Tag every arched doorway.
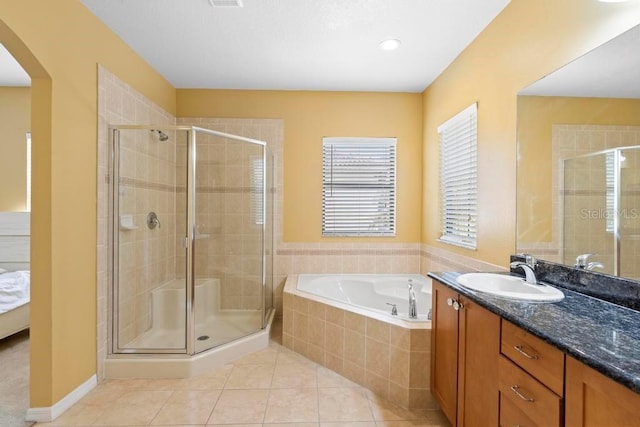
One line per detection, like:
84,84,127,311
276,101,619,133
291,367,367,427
0,18,53,423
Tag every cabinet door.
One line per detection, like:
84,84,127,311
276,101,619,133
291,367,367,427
566,356,640,427
457,296,500,427
431,280,460,426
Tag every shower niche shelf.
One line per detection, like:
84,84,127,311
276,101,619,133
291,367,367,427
119,214,138,230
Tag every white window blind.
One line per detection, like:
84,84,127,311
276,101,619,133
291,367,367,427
251,157,264,226
322,137,396,236
438,103,478,249
606,151,615,233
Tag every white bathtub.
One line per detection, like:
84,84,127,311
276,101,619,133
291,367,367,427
295,273,432,324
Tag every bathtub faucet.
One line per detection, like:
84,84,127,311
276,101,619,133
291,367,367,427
408,279,417,319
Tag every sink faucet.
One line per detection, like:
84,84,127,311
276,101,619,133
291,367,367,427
575,254,604,270
510,254,538,285
408,279,417,319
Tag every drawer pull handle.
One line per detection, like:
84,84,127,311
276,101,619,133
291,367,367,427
514,345,539,360
510,385,535,402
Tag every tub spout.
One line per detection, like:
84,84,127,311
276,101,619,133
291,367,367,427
408,279,417,319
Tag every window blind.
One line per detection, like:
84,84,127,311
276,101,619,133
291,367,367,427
438,103,478,249
606,151,615,233
322,137,396,236
251,157,264,226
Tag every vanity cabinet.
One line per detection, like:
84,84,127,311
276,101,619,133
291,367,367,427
566,356,640,427
430,280,501,427
431,275,640,427
498,320,564,427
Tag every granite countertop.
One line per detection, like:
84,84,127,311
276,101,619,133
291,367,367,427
428,271,640,394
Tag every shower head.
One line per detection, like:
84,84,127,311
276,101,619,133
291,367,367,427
151,129,169,142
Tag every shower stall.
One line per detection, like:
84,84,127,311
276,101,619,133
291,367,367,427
108,125,273,364
563,146,640,278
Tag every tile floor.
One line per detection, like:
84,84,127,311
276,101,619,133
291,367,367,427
0,329,34,427
33,322,449,427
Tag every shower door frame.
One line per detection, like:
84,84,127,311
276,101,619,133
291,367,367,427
108,125,271,356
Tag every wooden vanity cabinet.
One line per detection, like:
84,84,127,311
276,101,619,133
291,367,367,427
499,320,565,427
431,279,501,427
566,356,640,427
431,278,640,427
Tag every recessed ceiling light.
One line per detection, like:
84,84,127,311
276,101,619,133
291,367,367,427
380,39,401,51
208,0,244,7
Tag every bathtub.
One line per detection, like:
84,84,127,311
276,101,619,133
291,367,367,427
282,274,436,410
296,273,432,323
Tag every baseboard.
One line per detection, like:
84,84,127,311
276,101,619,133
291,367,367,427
25,374,97,422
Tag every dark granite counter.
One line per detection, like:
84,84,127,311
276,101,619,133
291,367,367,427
428,271,640,394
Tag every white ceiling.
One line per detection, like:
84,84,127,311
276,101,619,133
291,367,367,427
0,44,30,86
520,23,640,99
77,0,510,92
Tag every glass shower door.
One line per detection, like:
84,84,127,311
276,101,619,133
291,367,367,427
112,127,188,353
192,129,265,353
618,147,640,279
563,152,614,275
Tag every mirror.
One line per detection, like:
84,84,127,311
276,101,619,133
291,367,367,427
516,23,640,280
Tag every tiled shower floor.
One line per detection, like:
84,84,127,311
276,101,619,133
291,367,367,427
124,310,264,353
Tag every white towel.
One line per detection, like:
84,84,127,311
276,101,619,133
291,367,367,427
0,270,30,313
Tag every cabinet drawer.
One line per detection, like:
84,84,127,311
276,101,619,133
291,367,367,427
501,320,565,395
499,355,562,427
500,393,539,427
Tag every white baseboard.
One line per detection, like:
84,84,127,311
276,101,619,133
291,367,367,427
26,374,97,422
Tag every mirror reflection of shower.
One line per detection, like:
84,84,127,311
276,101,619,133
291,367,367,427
563,145,640,278
109,125,274,356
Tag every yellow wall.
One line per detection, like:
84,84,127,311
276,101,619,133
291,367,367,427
178,90,423,242
0,86,30,211
517,96,640,243
0,0,175,407
422,0,640,267
1,0,639,411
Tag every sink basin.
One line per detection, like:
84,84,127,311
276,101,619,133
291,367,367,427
456,273,564,302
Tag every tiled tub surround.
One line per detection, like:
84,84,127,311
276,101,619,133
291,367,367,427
429,267,640,394
282,275,435,410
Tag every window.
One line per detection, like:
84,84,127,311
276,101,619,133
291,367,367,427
438,103,478,249
322,137,396,236
251,157,264,226
606,151,615,233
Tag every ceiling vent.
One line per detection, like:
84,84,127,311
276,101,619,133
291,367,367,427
208,0,244,7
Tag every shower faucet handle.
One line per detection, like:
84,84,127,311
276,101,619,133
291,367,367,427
147,212,161,230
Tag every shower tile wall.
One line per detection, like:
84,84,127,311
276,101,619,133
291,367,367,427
116,128,178,345
552,124,640,276
97,66,176,378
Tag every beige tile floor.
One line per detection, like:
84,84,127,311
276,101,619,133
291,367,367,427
0,329,35,427
33,322,449,427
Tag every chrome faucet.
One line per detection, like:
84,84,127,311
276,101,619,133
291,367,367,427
575,254,604,270
408,279,417,319
510,254,538,285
